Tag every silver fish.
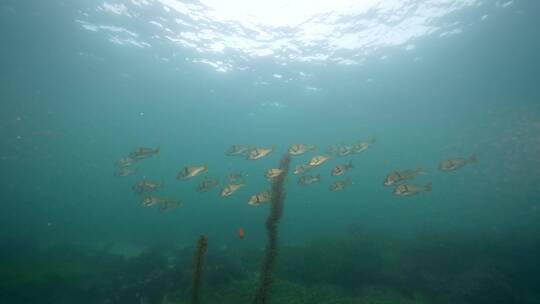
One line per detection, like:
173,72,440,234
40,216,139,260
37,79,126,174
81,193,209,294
197,177,220,192
309,155,331,167
352,137,375,154
383,169,425,187
293,163,314,175
298,174,321,186
129,147,159,160
142,196,181,210
328,144,353,157
220,183,245,197
393,182,432,197
177,164,208,180
115,167,137,177
439,155,477,171
225,145,252,156
132,180,164,193
329,178,352,192
248,190,272,206
331,160,353,176
265,168,285,182
142,196,166,207
288,144,316,156
160,200,182,212
247,146,274,160
227,172,243,183
116,157,137,168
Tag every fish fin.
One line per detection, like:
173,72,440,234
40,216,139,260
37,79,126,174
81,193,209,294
468,154,478,163
425,182,432,192
271,145,277,152
311,145,318,151
367,137,376,144
416,168,426,175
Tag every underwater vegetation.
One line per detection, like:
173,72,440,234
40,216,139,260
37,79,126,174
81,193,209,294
253,154,291,304
191,235,208,304
1,229,539,304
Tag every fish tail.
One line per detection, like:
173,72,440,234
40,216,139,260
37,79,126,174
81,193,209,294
311,145,318,151
348,160,353,168
468,154,478,163
425,182,432,192
155,147,160,155
416,167,426,175
367,136,376,144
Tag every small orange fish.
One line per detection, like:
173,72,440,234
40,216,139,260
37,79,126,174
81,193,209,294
238,227,245,239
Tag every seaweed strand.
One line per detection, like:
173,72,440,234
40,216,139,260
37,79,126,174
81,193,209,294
191,235,208,304
253,154,291,304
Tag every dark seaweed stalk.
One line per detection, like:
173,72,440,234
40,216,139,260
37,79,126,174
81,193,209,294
253,154,291,304
191,235,208,304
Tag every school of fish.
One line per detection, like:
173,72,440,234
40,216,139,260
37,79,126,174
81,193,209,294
114,140,478,213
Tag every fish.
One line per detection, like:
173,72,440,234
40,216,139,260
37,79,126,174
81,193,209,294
142,196,181,210
293,163,314,175
329,178,352,192
326,145,338,155
132,180,164,193
337,145,353,157
220,183,245,197
438,155,477,171
141,196,166,207
227,172,243,183
129,147,160,160
297,174,321,186
327,144,352,157
383,169,425,187
116,157,137,168
331,160,353,176
265,168,285,182
115,167,137,177
177,164,208,180
225,145,252,156
238,227,245,239
352,137,375,154
309,155,331,167
196,177,220,192
393,182,432,197
288,144,316,156
160,200,182,212
247,146,274,160
248,190,272,206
